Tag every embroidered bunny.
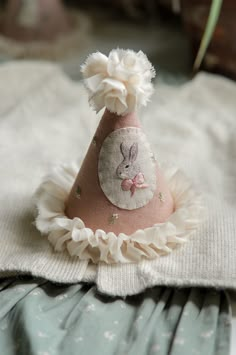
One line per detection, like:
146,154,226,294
116,142,148,196
116,142,140,179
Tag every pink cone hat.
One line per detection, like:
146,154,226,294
2,0,72,42
65,49,174,235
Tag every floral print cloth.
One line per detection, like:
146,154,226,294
0,278,231,355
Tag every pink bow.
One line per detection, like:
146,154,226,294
121,173,148,197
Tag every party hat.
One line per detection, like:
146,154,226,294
65,49,174,235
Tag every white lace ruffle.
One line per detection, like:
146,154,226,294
35,164,205,264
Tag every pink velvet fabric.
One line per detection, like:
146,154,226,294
66,109,174,234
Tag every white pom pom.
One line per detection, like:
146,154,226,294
81,49,156,116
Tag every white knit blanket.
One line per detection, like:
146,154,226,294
0,61,235,296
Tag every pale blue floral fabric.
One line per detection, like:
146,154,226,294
0,277,231,355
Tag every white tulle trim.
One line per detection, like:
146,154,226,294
81,49,155,115
35,164,205,264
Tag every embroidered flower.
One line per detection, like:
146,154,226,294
81,49,155,116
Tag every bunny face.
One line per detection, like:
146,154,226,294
98,127,157,210
116,142,141,179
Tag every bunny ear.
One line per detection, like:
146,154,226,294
129,142,138,162
120,142,130,158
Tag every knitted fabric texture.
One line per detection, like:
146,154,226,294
0,61,235,296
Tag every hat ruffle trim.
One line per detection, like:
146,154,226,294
35,164,205,264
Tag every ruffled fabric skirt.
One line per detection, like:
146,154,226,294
0,277,231,355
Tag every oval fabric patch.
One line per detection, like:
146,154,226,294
98,127,157,210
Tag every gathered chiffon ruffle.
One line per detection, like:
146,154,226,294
35,163,205,264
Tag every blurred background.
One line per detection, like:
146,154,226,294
0,0,234,83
